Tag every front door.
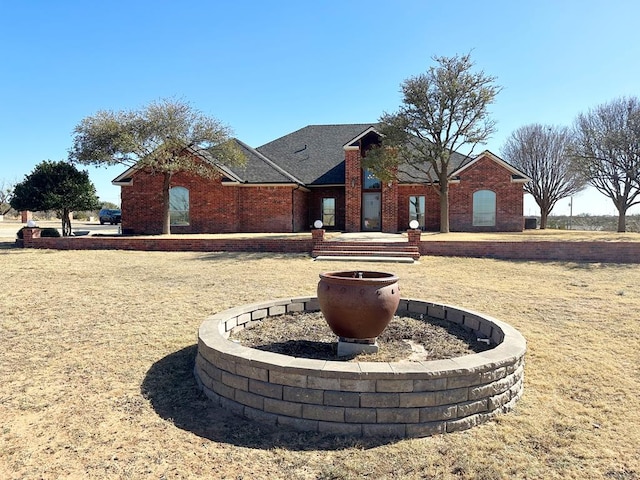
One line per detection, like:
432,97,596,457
362,192,381,231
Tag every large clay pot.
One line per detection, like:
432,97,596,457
317,271,400,339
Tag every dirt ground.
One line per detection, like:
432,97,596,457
232,311,491,361
1,247,639,479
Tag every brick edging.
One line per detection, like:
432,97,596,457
195,297,526,438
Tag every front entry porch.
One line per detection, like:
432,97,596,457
311,230,421,262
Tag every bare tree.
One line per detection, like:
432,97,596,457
0,179,15,216
365,53,501,232
502,124,586,229
572,96,640,232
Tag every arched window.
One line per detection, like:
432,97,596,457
473,190,496,226
169,186,189,226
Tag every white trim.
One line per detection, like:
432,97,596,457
395,178,460,186
450,150,532,182
222,182,310,192
110,145,247,186
111,165,137,184
342,126,382,150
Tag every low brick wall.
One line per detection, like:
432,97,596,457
19,228,640,263
420,240,640,263
195,297,526,438
21,230,312,254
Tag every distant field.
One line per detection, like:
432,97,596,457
1,249,638,479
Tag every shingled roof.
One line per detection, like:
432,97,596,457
256,124,375,185
113,124,524,187
252,124,476,185
213,139,303,184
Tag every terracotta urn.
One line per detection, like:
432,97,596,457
317,271,400,340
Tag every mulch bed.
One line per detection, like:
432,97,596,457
231,311,492,362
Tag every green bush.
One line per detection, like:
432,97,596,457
40,227,61,237
16,227,25,239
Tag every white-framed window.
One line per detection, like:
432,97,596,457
473,190,496,226
169,186,190,226
322,197,336,227
409,195,425,229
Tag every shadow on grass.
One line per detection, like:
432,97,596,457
0,241,17,250
193,251,312,262
141,345,398,451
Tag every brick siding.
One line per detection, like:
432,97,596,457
117,150,527,235
344,149,362,232
122,170,308,234
449,157,525,232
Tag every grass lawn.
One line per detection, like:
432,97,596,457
1,248,639,479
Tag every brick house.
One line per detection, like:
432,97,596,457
113,124,530,234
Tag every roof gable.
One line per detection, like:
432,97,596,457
450,150,531,183
343,126,382,150
111,139,301,186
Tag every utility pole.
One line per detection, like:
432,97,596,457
568,197,573,230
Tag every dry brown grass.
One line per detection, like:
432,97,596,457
1,247,639,479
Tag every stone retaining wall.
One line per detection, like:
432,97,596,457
195,297,526,438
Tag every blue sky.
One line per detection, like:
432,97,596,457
1,0,638,216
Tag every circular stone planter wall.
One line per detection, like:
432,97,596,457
195,297,526,438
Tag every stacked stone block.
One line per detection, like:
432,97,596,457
195,297,527,438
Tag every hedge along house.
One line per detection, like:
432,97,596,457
112,124,531,235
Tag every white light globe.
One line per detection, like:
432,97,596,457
409,220,419,229
313,220,323,229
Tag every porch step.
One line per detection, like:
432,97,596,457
312,241,420,262
314,255,416,263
